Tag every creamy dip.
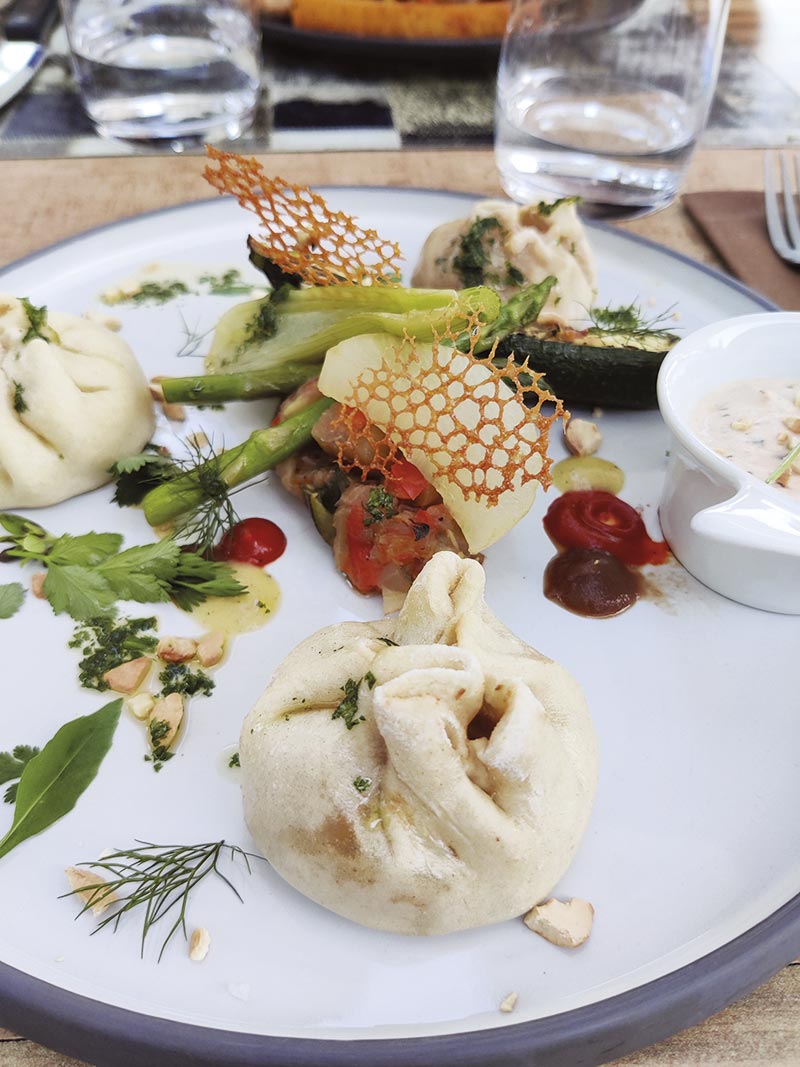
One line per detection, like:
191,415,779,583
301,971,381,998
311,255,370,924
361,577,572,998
692,377,800,501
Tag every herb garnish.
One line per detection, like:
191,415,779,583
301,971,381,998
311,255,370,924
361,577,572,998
64,840,260,960
11,381,27,413
332,678,366,730
0,745,39,804
158,662,215,698
199,269,253,297
353,776,371,794
0,700,121,862
70,616,158,691
20,297,59,344
452,216,504,288
0,582,24,620
363,487,397,526
587,301,677,341
536,196,580,217
0,513,245,620
110,449,178,508
228,752,240,768
767,439,800,486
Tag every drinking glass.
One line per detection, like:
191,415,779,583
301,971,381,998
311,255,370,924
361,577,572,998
59,0,262,144
495,0,730,217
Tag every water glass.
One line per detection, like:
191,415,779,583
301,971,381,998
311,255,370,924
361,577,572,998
495,0,730,217
59,0,262,143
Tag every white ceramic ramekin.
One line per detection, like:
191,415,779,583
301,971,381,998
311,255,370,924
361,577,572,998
657,312,800,614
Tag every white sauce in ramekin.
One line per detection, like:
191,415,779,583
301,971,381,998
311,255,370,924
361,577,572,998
692,377,800,501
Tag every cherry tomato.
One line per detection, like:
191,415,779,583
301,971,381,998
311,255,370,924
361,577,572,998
214,518,287,566
543,490,669,566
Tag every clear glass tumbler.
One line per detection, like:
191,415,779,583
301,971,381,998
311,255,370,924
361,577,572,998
59,0,261,143
495,0,730,217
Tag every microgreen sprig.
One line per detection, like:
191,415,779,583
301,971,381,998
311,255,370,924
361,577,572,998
766,439,800,486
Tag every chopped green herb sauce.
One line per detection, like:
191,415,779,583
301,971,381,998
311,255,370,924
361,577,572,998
353,776,372,794
228,752,240,768
158,661,215,699
199,269,254,296
70,616,158,692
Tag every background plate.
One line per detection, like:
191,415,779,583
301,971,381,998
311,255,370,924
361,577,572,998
261,17,502,64
0,189,794,1067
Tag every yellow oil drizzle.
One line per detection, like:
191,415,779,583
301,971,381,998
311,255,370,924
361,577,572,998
188,562,279,635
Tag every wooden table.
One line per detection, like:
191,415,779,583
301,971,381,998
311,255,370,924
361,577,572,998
1,147,798,1067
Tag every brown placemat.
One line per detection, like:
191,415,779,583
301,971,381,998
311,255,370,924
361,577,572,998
683,190,800,310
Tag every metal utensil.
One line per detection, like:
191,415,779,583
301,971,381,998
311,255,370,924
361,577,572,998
0,0,58,112
764,150,800,266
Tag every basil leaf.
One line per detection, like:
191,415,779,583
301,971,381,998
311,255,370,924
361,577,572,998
0,582,24,619
0,700,122,861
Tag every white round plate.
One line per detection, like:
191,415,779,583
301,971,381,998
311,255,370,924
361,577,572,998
0,189,794,1067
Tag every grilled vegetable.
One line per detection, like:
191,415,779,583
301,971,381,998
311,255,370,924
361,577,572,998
494,322,678,409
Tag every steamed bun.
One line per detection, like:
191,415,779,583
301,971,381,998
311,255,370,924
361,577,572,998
411,198,597,325
240,552,597,935
0,294,154,507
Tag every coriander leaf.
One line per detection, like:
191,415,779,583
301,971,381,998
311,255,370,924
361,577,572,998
12,744,40,764
0,700,121,861
43,565,116,621
0,582,24,619
48,532,124,568
97,539,179,602
3,783,18,804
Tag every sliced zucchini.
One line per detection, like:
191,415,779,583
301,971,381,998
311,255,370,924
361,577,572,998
494,323,678,409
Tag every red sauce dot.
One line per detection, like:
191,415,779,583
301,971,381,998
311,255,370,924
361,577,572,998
543,490,669,566
544,548,639,618
214,518,287,567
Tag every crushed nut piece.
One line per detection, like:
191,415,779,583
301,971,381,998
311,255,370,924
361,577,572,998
564,417,602,457
64,867,118,917
499,991,518,1013
82,310,121,332
776,468,793,488
163,401,186,422
186,431,209,451
148,692,184,750
783,417,800,434
730,418,751,432
196,630,225,668
524,897,594,948
189,927,211,962
30,572,46,599
127,692,156,721
157,636,198,664
102,656,151,695
777,431,794,449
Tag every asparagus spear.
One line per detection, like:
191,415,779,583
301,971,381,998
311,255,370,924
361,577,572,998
142,397,333,527
160,362,322,405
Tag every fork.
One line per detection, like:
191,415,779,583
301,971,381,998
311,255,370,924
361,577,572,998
764,150,800,265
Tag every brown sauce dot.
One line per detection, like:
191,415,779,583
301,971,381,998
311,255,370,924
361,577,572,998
544,548,639,618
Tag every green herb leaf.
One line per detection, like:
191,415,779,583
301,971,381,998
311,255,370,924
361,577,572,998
536,196,580,218
111,452,178,508
0,700,122,861
332,678,366,730
43,566,116,621
0,582,24,619
12,381,27,413
363,487,397,526
20,297,59,344
48,532,124,568
167,553,245,611
97,539,179,602
0,745,38,787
